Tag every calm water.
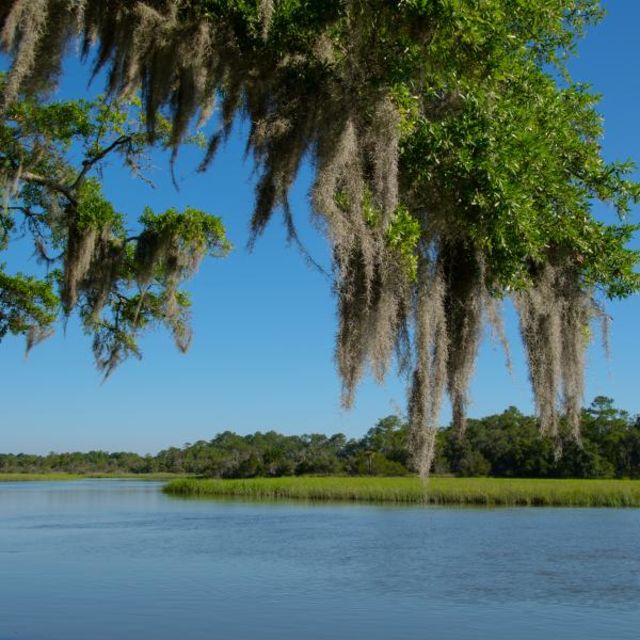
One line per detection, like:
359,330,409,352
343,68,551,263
0,480,639,640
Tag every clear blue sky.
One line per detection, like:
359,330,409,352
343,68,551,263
1,0,639,454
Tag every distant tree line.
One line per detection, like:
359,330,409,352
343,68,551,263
2,397,639,479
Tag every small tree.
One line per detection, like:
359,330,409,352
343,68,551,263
0,80,230,375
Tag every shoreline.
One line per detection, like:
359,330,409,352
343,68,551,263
3,474,640,507
0,472,185,482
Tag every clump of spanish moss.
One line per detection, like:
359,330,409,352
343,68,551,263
515,259,597,443
0,0,49,106
407,259,448,477
61,224,99,313
133,214,210,352
258,0,274,40
25,323,53,356
440,243,484,436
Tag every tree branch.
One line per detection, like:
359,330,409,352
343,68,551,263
7,204,37,219
73,135,133,188
20,171,77,204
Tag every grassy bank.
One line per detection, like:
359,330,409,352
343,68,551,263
164,476,640,507
0,472,186,482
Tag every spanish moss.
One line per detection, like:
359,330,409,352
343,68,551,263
515,260,596,442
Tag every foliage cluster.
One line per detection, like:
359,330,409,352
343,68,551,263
0,83,229,374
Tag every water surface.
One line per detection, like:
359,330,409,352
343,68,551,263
1,480,638,639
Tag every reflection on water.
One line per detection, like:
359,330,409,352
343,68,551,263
1,480,638,640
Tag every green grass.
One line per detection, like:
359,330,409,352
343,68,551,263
163,476,640,507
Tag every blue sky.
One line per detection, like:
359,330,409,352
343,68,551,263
1,0,639,454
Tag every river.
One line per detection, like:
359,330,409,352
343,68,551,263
1,480,638,639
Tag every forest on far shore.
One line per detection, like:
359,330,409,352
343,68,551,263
2,397,639,479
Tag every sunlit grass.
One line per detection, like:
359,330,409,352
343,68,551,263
164,476,640,507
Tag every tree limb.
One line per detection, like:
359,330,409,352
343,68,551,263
20,171,77,204
73,135,133,188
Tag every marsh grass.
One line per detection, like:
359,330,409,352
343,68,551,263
164,476,640,507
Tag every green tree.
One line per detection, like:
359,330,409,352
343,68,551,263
582,397,640,478
0,80,230,374
296,433,344,475
361,415,410,468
